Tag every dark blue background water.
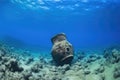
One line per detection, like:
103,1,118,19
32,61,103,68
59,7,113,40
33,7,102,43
0,0,120,52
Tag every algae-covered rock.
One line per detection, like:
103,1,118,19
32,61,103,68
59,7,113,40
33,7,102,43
84,68,91,75
0,65,6,72
0,47,7,56
31,62,43,73
104,47,120,63
112,49,120,63
113,65,120,79
77,51,85,60
25,57,34,65
95,65,105,73
113,70,120,79
6,59,23,72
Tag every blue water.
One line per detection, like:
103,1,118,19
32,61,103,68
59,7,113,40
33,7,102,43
0,0,120,52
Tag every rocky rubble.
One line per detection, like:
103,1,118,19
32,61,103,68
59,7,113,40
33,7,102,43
0,44,120,80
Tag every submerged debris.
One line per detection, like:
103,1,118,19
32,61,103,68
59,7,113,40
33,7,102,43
51,33,74,66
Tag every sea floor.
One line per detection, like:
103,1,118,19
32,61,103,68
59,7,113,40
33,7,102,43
0,44,120,80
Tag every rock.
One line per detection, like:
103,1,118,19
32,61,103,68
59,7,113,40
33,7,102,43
114,65,120,71
83,64,88,68
103,48,113,63
103,49,110,58
62,64,70,71
112,49,120,63
2,57,10,63
0,48,7,56
0,42,120,80
31,62,43,73
23,70,32,80
112,49,120,57
26,57,34,65
71,63,83,71
77,51,85,60
0,65,6,72
87,57,96,63
113,70,120,79
99,74,105,80
84,69,91,75
50,66,57,72
87,54,101,63
74,62,82,66
6,59,23,72
39,56,44,61
103,47,120,63
96,66,105,73
0,72,4,79
113,65,120,79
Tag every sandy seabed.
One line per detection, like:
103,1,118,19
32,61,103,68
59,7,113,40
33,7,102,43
0,44,120,80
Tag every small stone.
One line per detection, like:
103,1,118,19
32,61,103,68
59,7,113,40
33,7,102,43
62,64,70,71
89,54,97,58
51,76,61,80
87,59,93,63
77,51,85,60
112,49,119,58
2,57,10,63
114,66,120,79
0,48,6,56
23,70,32,80
114,65,120,71
84,64,88,68
87,55,97,63
97,66,105,73
0,72,4,79
74,62,82,66
84,69,91,75
113,70,120,79
26,57,34,65
6,59,23,72
0,65,5,72
99,74,105,80
31,63,43,73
